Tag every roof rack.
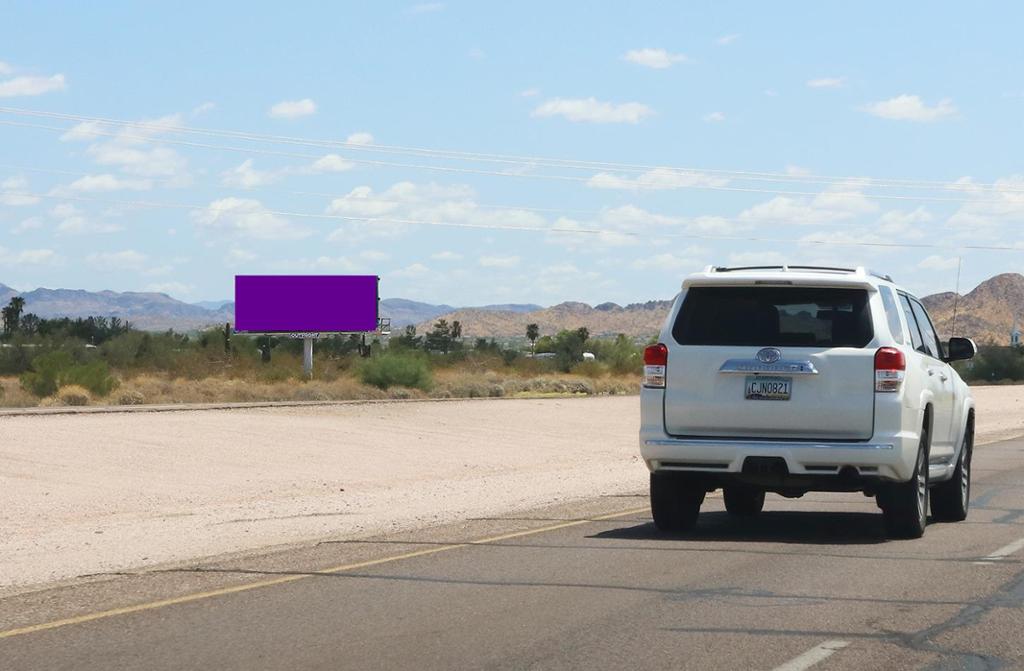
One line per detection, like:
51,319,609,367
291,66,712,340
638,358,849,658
704,265,893,283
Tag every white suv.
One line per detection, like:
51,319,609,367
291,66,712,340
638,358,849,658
639,265,977,538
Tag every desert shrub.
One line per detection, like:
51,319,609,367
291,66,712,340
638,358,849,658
20,351,118,397
63,360,119,396
20,351,75,397
571,360,607,379
117,389,146,405
358,352,433,391
54,384,91,406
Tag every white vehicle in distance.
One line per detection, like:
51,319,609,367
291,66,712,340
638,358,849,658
639,265,977,539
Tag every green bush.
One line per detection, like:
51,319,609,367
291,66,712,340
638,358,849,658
20,351,119,398
359,352,433,391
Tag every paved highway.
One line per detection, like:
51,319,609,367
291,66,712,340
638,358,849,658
2,437,1024,670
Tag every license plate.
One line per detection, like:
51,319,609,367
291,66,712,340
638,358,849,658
745,375,791,401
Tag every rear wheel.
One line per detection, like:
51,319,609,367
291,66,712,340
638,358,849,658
724,485,765,517
932,416,973,522
650,472,704,532
881,431,929,539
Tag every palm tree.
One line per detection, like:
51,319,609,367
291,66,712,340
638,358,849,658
526,323,540,354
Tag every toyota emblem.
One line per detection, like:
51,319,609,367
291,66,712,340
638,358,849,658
756,347,782,364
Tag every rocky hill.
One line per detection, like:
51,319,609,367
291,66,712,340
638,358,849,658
417,300,674,339
922,272,1024,345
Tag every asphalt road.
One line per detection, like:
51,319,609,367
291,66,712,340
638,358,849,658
2,438,1024,670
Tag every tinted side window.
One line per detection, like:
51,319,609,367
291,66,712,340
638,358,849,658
878,286,904,344
899,294,925,352
910,299,942,359
673,286,873,347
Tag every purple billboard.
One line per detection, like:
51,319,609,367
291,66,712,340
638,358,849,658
234,275,379,333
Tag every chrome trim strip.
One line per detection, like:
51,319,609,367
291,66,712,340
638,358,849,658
718,359,819,375
644,438,894,450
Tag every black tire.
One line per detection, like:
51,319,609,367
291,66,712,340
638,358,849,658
881,430,929,539
723,485,765,517
650,472,704,532
931,416,973,522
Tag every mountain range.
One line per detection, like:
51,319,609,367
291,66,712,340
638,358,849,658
1,273,1021,344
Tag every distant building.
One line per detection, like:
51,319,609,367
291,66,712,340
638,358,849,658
1012,320,1022,347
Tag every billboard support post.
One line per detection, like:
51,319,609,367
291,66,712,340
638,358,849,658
302,338,314,378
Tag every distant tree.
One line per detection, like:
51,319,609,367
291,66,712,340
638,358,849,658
425,319,454,354
2,296,25,336
393,324,422,350
19,313,41,336
551,328,591,372
450,320,462,340
526,323,540,353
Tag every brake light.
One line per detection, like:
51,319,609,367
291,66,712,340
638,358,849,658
874,347,905,392
643,343,668,388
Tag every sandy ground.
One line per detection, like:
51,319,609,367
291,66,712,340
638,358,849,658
2,387,1022,590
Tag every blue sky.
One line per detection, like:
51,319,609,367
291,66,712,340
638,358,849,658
1,1,1023,305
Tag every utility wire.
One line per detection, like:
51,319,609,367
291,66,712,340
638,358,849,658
0,118,1018,205
0,161,954,230
0,105,1019,193
3,187,1022,253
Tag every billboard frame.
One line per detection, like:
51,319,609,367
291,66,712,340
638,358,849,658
231,274,389,377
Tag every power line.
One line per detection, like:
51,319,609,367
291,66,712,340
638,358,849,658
0,105,1018,193
1,118,1018,205
0,161,944,230
3,187,1022,253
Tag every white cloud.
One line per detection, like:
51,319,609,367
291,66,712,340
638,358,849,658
56,215,123,235
193,198,310,239
703,111,726,123
807,77,845,89
876,207,931,239
224,248,258,266
917,255,960,271
0,247,58,266
326,185,400,217
631,251,704,272
221,159,279,188
431,250,463,261
359,250,390,261
309,153,355,173
0,62,12,75
192,101,216,116
532,97,653,124
268,98,317,119
145,282,194,297
588,167,729,191
12,217,44,234
67,173,152,192
862,95,958,122
716,34,740,45
478,255,520,268
785,165,811,176
346,131,374,145
520,88,540,98
623,48,690,69
0,176,40,205
391,263,430,278
86,250,149,271
59,113,191,183
0,73,66,97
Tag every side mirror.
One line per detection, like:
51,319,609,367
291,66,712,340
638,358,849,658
945,336,977,362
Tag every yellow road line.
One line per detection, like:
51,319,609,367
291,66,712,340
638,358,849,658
0,506,648,641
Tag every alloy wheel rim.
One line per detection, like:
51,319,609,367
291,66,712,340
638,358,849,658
916,450,927,522
961,446,971,506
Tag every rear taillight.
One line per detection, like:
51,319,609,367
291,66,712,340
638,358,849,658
874,347,905,393
643,343,668,388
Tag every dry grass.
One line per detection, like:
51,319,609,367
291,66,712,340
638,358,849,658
0,370,639,408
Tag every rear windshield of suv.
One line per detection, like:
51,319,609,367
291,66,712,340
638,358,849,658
673,286,874,347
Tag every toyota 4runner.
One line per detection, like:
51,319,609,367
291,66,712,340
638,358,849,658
639,265,977,539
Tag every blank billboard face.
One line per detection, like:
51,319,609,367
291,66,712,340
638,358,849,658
234,275,378,333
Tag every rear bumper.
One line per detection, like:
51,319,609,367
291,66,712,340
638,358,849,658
639,432,918,483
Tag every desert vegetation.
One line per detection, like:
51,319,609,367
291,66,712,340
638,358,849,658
0,299,643,408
